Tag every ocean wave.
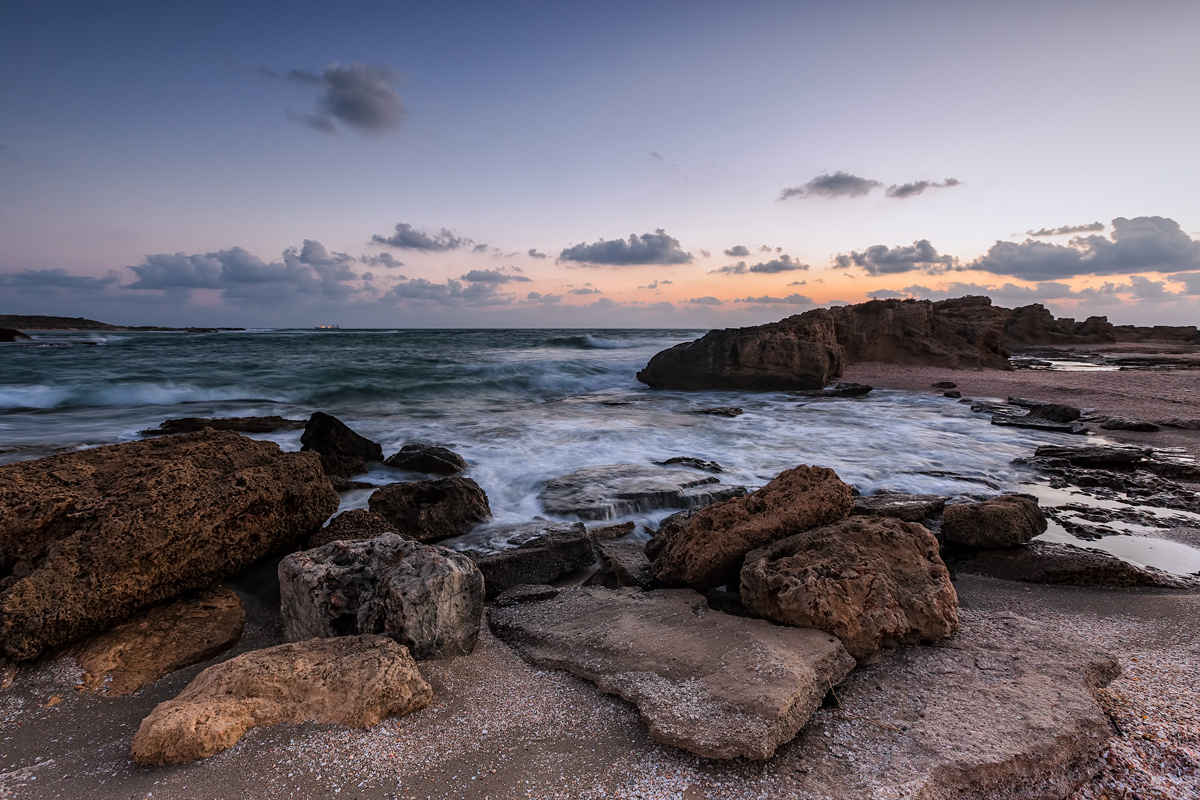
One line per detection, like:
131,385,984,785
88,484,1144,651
0,383,289,410
546,334,644,350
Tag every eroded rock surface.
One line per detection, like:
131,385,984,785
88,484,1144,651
539,464,745,521
951,540,1197,589
487,586,855,760
741,516,959,659
301,411,384,477
368,477,491,543
384,443,468,475
455,521,595,599
943,495,1048,548
143,416,306,435
130,635,432,765
585,540,653,589
852,492,948,522
0,430,338,661
308,508,399,548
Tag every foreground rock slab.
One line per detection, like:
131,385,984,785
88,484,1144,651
65,587,245,696
488,586,855,760
741,517,959,659
454,521,595,599
952,540,1197,589
131,635,432,765
279,534,483,660
538,464,745,520
0,430,338,661
368,477,491,543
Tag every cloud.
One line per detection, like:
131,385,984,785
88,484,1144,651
723,245,750,257
260,63,405,136
835,240,956,276
866,289,908,299
371,223,468,251
383,278,512,308
558,229,691,265
460,268,531,283
885,178,960,199
360,252,405,269
293,239,355,267
569,287,602,295
1169,272,1200,294
970,216,1200,280
1027,222,1105,237
526,291,563,303
0,268,121,291
711,255,809,275
900,278,1182,305
787,280,807,286
527,249,548,259
734,293,814,305
685,296,724,305
779,171,882,200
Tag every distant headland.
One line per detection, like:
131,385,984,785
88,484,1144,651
0,314,245,333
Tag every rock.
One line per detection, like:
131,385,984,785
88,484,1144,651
943,495,1047,548
64,587,245,696
487,586,856,760
328,476,378,492
852,492,948,522
308,509,399,548
931,381,957,389
130,635,432,765
383,443,468,475
0,430,338,661
1002,303,1117,347
691,406,743,417
797,382,873,398
142,416,306,436
703,587,749,617
584,540,653,589
588,521,636,540
741,517,959,660
1100,417,1160,432
300,412,383,477
539,464,745,521
951,541,1197,589
279,534,483,660
0,328,31,343
1034,444,1151,466
455,521,596,599
492,584,561,607
832,296,1012,369
991,414,1088,434
1158,417,1200,430
943,390,962,398
0,658,16,690
1026,403,1081,423
368,477,491,543
648,465,854,590
655,456,722,472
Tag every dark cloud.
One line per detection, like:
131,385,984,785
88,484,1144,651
0,268,120,291
527,249,548,259
472,243,490,253
260,63,404,136
526,291,562,303
460,268,531,283
735,294,814,306
698,249,711,258
787,280,807,286
1169,272,1200,294
900,279,1166,305
723,245,750,257
294,239,355,266
569,287,602,295
371,223,468,251
835,240,955,276
970,217,1200,280
650,152,664,161
558,229,691,266
711,255,809,275
1027,222,1105,237
383,278,512,307
779,171,882,200
685,296,723,305
885,178,960,199
360,252,405,269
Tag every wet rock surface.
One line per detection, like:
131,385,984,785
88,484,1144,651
487,586,856,760
795,381,873,398
1098,416,1161,432
0,328,32,342
1024,446,1200,514
741,516,959,660
300,411,384,477
584,540,653,589
538,464,745,521
308,508,400,548
691,406,744,417
455,521,596,599
368,477,492,543
943,495,1048,548
142,416,306,435
852,492,948,521
950,541,1197,589
0,430,337,661
130,635,432,765
655,456,722,472
383,443,468,475
279,534,484,660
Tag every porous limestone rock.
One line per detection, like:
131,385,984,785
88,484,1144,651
539,464,745,521
384,443,468,475
943,495,1048,548
368,477,491,543
308,508,399,548
455,521,595,599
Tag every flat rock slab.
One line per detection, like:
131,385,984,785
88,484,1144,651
142,416,306,435
538,464,745,521
992,414,1088,434
952,540,1197,589
852,492,949,521
487,586,855,760
584,540,653,589
63,586,245,696
453,521,596,599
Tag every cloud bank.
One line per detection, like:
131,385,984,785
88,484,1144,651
558,229,691,265
835,240,955,276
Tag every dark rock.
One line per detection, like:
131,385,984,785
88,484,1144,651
318,454,369,479
1100,417,1160,432
327,476,378,492
487,586,856,760
309,509,399,549
1158,418,1200,430
943,390,962,398
301,412,383,477
656,456,723,472
931,381,957,389
588,521,636,540
0,329,31,342
691,406,744,417
1112,323,1200,343
703,587,749,617
383,443,468,475
279,534,484,660
143,416,306,436
741,517,959,660
1002,303,1116,348
852,492,948,522
991,414,1089,434
0,430,338,661
951,541,1196,589
1034,444,1151,466
648,465,854,590
456,521,596,599
797,382,873,398
584,540,652,589
943,495,1047,548
493,584,561,607
1027,403,1082,423
538,464,745,521
368,477,491,543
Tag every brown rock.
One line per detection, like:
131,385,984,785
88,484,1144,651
457,521,595,599
648,465,854,590
584,540,653,589
740,516,959,660
300,412,383,477
943,495,1048,548
852,492,948,522
383,443,468,475
308,508,399,548
142,416,306,436
0,430,338,661
368,477,491,543
1026,403,1081,423
64,587,245,696
1002,303,1117,348
487,586,855,760
951,540,1196,589
130,635,432,765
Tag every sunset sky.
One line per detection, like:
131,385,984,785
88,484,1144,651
3,0,1199,327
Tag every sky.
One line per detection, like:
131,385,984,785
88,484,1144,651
2,0,1199,328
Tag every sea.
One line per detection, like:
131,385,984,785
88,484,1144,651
3,328,1199,573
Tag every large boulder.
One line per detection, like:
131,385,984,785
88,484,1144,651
488,586,855,760
279,534,483,660
539,464,746,521
368,477,491,543
300,411,384,478
130,635,432,765
308,508,399,548
455,521,596,599
740,516,959,660
943,495,1048,548
648,465,854,590
0,430,338,661
384,443,468,475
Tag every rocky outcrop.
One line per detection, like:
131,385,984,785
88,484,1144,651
279,534,483,660
852,492,948,522
488,586,855,760
538,464,745,521
584,540,654,589
951,540,1196,588
0,430,338,661
368,477,491,543
64,587,245,696
943,495,1048,548
142,416,306,435
648,465,854,590
308,508,399,548
832,296,1011,369
1112,323,1200,343
1002,303,1116,348
300,411,384,478
740,517,959,660
384,444,468,475
0,328,31,342
456,521,595,599
130,635,432,765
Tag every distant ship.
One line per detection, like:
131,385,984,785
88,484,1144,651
314,324,341,330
